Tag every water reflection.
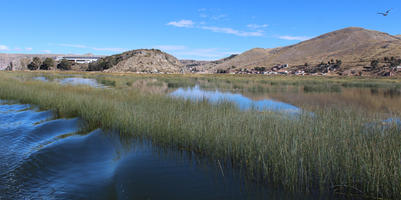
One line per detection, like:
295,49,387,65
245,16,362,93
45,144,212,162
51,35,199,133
33,76,104,88
58,77,104,88
170,85,301,113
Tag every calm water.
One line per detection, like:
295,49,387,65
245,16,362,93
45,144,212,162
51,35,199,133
32,76,401,115
33,76,105,88
0,101,329,199
170,85,301,113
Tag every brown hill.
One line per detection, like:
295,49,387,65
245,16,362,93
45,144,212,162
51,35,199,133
211,27,401,71
103,49,185,73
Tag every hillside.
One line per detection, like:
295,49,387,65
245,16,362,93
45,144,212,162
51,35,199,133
0,53,100,70
0,54,58,70
91,49,185,73
181,54,238,72
211,27,401,72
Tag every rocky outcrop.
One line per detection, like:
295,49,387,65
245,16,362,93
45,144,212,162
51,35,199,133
105,49,185,73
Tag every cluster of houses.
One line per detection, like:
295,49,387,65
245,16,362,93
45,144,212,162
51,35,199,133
231,64,296,75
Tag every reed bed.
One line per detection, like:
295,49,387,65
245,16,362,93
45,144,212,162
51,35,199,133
0,71,400,199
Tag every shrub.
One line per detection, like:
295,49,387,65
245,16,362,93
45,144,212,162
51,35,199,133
40,58,55,70
57,59,72,70
27,57,42,70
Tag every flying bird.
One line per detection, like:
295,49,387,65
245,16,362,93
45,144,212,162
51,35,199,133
377,9,392,16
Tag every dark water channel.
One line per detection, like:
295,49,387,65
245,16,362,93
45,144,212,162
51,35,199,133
0,101,332,199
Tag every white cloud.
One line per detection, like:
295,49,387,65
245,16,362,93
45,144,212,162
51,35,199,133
55,43,127,52
200,14,208,18
210,14,227,20
278,35,311,41
0,45,9,51
247,24,268,29
167,20,194,28
92,47,128,52
41,50,52,53
153,45,187,51
197,8,227,21
25,47,33,51
153,45,238,60
58,43,88,48
201,26,264,37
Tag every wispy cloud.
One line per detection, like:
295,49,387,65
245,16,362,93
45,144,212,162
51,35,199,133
167,20,194,28
0,45,33,52
210,14,227,20
55,43,127,52
153,45,238,60
201,26,264,37
278,35,311,41
0,45,9,51
41,50,52,53
247,24,268,29
153,45,186,51
167,18,264,37
197,8,227,21
92,47,128,52
58,43,88,48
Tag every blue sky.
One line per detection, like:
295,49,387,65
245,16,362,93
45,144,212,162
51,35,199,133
0,0,400,60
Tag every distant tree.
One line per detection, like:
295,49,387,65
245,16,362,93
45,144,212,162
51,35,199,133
57,59,72,70
27,57,42,70
5,62,13,71
88,62,103,71
384,57,389,62
334,59,342,68
371,60,379,69
216,69,228,73
40,58,55,70
304,63,309,67
254,67,266,72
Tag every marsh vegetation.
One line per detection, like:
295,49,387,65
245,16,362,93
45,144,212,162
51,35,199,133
0,71,400,199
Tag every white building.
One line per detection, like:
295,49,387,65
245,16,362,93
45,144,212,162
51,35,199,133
55,56,101,64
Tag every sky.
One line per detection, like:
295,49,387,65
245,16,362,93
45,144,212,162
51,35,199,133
0,0,400,60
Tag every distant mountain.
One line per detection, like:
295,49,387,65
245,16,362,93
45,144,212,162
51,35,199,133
180,54,238,72
210,27,401,71
2,27,400,74
96,49,185,73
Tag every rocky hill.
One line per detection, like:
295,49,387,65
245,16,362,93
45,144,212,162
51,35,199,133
210,27,401,72
97,49,185,73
